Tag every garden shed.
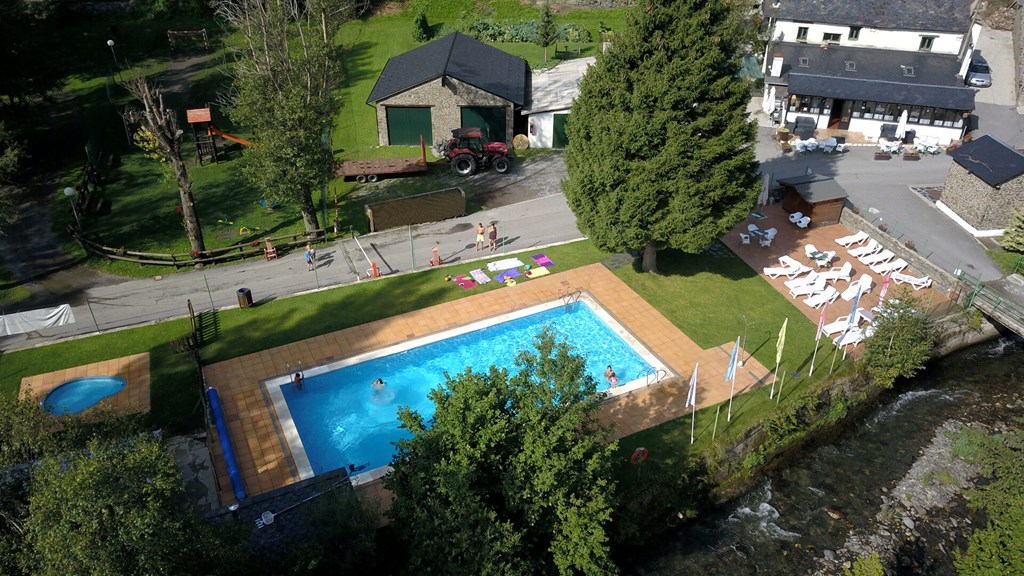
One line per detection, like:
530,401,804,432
367,32,528,147
939,135,1024,236
778,174,848,226
520,57,594,149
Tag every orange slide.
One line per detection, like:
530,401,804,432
208,125,251,147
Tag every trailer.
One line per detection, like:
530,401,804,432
335,137,430,183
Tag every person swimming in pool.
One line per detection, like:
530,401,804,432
293,371,304,391
371,378,385,392
604,366,619,388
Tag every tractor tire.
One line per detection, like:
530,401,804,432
492,156,511,174
367,174,378,183
355,175,367,183
451,154,476,177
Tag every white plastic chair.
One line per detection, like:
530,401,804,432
789,212,803,224
764,227,778,239
796,216,811,229
740,233,751,246
821,137,837,154
748,223,760,233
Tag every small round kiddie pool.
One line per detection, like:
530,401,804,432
41,376,127,416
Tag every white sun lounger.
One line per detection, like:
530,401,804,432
789,276,827,297
785,271,820,289
848,239,881,258
841,274,873,301
833,326,874,348
835,231,869,247
871,258,908,275
804,285,839,308
764,264,800,279
821,309,869,336
819,261,853,282
859,249,895,267
891,272,932,290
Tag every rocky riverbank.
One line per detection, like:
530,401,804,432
813,419,982,574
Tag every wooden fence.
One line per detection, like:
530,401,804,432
68,225,327,268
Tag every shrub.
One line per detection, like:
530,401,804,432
1002,208,1024,253
413,11,430,42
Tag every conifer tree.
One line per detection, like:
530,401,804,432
537,3,558,63
1002,207,1024,253
563,0,760,272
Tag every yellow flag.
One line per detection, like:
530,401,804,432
776,318,788,367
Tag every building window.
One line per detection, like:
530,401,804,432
797,27,809,41
849,26,861,40
823,32,841,44
798,57,810,67
845,61,856,71
919,36,936,51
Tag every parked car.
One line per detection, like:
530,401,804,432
966,59,992,88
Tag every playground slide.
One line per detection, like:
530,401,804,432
209,125,252,147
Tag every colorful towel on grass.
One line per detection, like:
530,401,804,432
494,268,522,283
525,266,550,279
487,258,525,272
469,269,491,284
531,253,555,268
454,275,477,289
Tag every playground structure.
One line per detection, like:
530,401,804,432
335,136,430,183
186,108,251,165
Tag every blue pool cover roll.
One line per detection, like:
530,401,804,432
207,387,247,501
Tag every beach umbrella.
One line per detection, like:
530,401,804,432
895,109,909,140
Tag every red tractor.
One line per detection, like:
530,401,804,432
438,127,511,176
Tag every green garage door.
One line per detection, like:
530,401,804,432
386,107,432,146
552,114,570,148
461,107,507,143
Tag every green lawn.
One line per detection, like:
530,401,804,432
987,246,1023,275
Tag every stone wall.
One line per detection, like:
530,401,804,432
839,204,958,294
376,77,514,146
942,163,1024,231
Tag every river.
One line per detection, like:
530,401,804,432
625,336,1024,575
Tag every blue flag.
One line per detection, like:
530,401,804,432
725,336,740,382
847,285,863,331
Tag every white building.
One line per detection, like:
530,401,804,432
761,0,981,145
520,57,595,149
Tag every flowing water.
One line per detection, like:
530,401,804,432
626,336,1024,575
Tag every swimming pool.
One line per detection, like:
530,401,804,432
42,376,127,416
264,295,670,483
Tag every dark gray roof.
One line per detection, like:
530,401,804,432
777,174,848,202
763,0,971,33
950,135,1024,187
770,43,976,110
367,33,527,105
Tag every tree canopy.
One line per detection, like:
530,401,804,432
537,4,558,63
1002,208,1024,253
384,329,619,575
216,0,344,233
563,0,760,272
863,293,934,388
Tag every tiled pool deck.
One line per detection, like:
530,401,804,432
19,353,151,415
204,263,775,505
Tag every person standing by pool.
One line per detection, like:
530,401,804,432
604,366,619,388
476,223,485,251
488,222,498,252
293,371,304,390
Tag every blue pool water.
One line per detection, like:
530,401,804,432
278,301,657,476
42,376,127,416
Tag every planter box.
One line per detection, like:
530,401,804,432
874,152,892,161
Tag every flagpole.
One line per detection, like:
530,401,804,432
712,405,721,441
687,363,699,445
726,337,740,422
811,303,827,377
809,341,820,377
769,364,779,399
727,377,736,422
776,367,786,404
830,341,839,374
690,399,696,444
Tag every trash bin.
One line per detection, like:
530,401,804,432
236,288,253,308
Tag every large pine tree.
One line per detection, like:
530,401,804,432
563,0,760,272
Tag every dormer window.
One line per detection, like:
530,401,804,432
849,26,861,41
901,65,915,77
845,61,856,72
798,57,810,68
823,33,841,44
919,36,936,51
797,27,809,42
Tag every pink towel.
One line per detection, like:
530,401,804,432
455,275,476,289
532,253,554,268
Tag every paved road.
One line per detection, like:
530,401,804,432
1,193,584,351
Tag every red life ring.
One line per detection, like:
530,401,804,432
630,447,648,465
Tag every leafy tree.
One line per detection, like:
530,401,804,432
537,4,558,63
863,292,934,388
21,434,231,576
1002,208,1024,253
123,76,206,255
563,0,760,273
0,121,25,233
216,0,344,234
953,426,1024,576
385,329,619,575
0,0,63,105
845,553,885,576
413,10,430,42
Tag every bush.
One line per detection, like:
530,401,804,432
413,11,430,42
864,294,934,388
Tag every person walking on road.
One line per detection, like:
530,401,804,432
305,243,316,271
488,223,498,252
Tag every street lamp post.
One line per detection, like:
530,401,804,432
64,187,81,229
106,39,122,82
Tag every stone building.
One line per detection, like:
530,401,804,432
367,33,528,147
939,135,1024,236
